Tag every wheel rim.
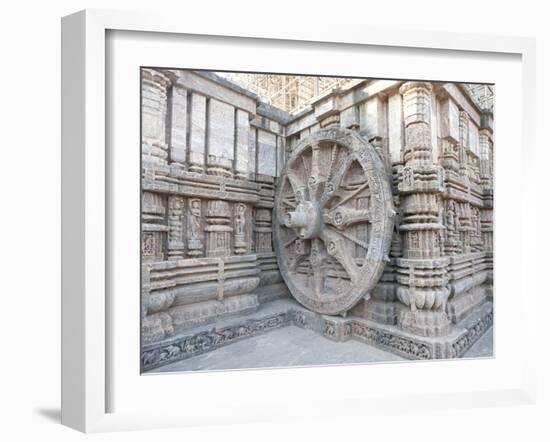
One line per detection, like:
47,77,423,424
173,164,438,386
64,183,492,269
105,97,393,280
273,127,394,315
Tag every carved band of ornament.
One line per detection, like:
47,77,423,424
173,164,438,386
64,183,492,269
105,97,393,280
349,321,432,359
141,311,298,370
143,179,261,205
141,303,490,370
399,81,433,96
451,309,493,358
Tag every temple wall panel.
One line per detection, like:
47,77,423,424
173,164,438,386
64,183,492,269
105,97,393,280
141,68,493,353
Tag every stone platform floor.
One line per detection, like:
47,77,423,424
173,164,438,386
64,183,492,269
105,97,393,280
148,325,493,374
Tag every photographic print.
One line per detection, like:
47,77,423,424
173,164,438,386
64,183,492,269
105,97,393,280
140,69,494,373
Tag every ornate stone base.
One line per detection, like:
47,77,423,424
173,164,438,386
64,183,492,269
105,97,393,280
142,297,493,371
325,302,492,359
396,307,452,338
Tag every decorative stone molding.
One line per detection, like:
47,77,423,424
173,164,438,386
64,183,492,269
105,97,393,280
397,81,451,337
142,310,294,370
205,200,233,257
141,297,493,370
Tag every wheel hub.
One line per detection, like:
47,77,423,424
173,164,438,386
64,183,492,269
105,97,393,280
285,200,323,239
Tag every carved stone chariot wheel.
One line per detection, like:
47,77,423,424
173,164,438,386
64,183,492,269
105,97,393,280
273,127,394,315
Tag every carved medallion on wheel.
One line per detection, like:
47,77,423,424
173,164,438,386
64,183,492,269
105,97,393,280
273,128,394,315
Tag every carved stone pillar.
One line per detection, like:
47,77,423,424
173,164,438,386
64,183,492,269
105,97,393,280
443,200,461,255
187,198,204,257
141,192,167,263
168,85,188,169
479,111,494,254
254,208,273,253
141,69,171,167
207,99,234,178
188,94,207,174
470,206,483,252
235,110,250,180
205,200,233,257
458,110,470,178
167,196,185,260
479,110,494,191
396,82,451,337
480,208,493,252
457,202,473,254
440,97,460,175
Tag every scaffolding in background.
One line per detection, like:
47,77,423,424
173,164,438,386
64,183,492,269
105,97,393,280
226,73,354,114
224,72,494,114
464,84,495,111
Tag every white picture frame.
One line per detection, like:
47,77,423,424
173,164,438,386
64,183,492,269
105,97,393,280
61,9,537,433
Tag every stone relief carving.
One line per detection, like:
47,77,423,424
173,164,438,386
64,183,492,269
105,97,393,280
187,198,204,256
273,127,394,315
140,69,493,368
205,200,233,257
167,196,185,260
234,203,248,254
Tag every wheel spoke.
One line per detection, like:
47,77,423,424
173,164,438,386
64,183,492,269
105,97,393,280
283,235,298,247
281,198,296,208
328,227,369,250
288,254,306,272
307,143,326,201
324,207,370,229
320,228,360,284
330,181,369,210
309,238,325,296
319,154,354,206
286,170,307,202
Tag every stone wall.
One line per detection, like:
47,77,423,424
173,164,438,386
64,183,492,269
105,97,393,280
141,69,493,358
285,79,493,337
141,69,290,345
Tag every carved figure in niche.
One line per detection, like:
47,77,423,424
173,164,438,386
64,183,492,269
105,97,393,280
403,167,414,187
445,204,454,230
187,198,203,256
235,204,246,236
438,229,445,256
142,232,154,256
471,207,481,233
446,200,458,231
234,203,248,254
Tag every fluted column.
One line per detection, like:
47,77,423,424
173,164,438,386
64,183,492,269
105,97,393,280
141,69,171,168
396,82,451,337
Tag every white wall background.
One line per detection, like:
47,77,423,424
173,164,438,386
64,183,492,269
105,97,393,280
0,1,547,441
